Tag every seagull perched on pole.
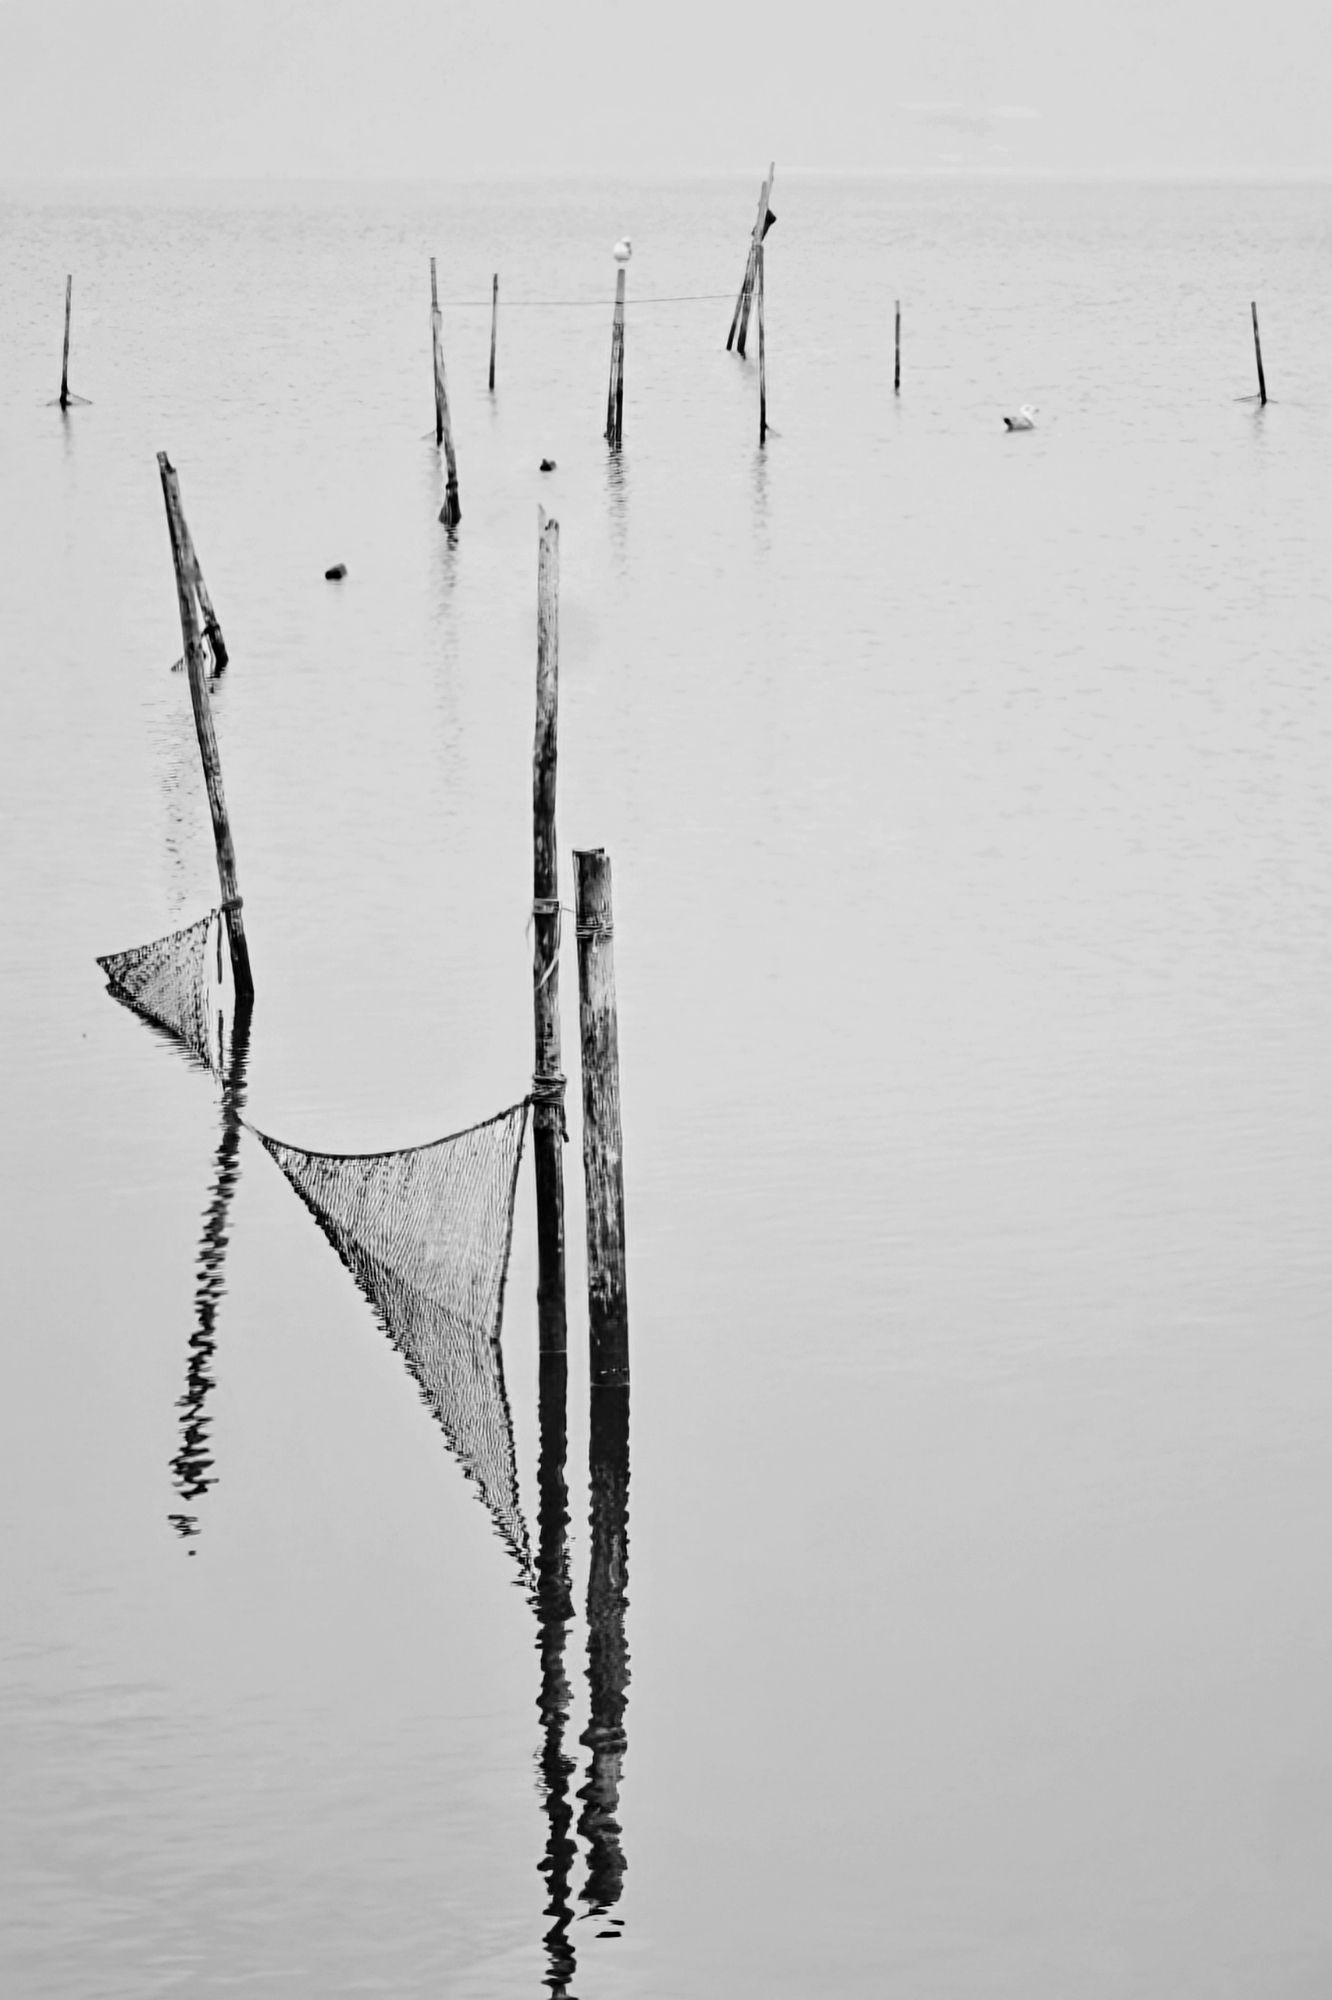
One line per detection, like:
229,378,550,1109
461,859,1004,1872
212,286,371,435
613,237,633,264
1003,404,1038,431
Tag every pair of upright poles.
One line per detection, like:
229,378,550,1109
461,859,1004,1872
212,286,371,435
530,510,629,1388
727,164,775,444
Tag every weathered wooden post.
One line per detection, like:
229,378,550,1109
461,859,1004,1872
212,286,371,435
574,848,627,1383
894,299,902,395
180,514,229,673
489,273,499,393
727,164,775,358
157,452,254,1002
430,257,462,527
1251,300,1268,406
578,1379,630,1916
604,248,628,450
757,241,768,445
59,274,72,411
533,509,567,1351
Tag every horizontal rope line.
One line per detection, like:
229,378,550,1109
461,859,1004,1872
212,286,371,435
436,291,735,308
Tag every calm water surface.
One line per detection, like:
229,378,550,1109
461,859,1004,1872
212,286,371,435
3,175,1332,1996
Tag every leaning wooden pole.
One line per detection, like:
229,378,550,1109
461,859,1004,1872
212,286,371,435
574,848,628,1385
605,266,626,449
533,509,568,1352
489,273,499,394
757,242,768,445
59,275,72,411
894,299,902,395
728,164,774,358
181,515,229,673
430,257,461,526
1251,300,1267,407
157,453,254,1003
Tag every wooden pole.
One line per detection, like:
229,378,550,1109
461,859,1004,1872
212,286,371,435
431,258,462,526
605,267,626,450
578,1380,630,1914
728,165,774,357
489,273,499,393
157,453,254,1003
181,515,229,673
533,509,567,1353
1251,300,1267,406
757,242,768,445
894,299,901,395
59,275,72,411
574,848,627,1383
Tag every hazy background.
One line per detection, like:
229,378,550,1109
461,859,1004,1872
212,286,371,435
3,0,1332,182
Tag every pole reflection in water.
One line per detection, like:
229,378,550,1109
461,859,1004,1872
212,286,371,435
168,988,253,1545
578,1382,631,1931
535,1350,578,1996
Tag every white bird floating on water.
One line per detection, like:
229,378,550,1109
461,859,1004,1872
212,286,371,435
1003,404,1038,431
613,237,633,264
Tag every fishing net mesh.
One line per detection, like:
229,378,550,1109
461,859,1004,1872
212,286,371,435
255,1102,533,1578
97,909,222,1072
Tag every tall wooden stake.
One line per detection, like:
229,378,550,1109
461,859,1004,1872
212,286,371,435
157,453,254,1002
574,848,627,1384
605,266,626,450
728,164,775,359
489,273,499,393
894,299,902,395
1251,300,1267,406
60,275,72,411
431,257,461,527
757,242,768,445
533,509,567,1352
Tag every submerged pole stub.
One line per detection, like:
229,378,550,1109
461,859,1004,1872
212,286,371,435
533,508,567,1352
157,451,254,1002
574,848,628,1385
1251,300,1267,407
894,298,901,395
430,256,462,526
489,273,499,393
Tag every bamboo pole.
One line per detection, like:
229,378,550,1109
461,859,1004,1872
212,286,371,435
489,273,499,393
757,242,768,445
605,267,626,450
59,275,72,411
578,1381,630,1915
157,453,254,1002
533,509,567,1353
1251,300,1267,406
574,848,627,1383
728,165,774,357
431,257,462,526
894,299,901,395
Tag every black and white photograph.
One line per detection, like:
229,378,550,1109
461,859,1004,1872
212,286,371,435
3,4,1332,1993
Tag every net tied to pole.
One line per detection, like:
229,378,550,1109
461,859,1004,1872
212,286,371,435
97,907,226,1074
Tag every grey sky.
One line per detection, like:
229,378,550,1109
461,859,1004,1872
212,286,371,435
2,0,1331,179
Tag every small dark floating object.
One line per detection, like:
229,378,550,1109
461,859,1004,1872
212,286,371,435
324,563,347,581
540,458,557,472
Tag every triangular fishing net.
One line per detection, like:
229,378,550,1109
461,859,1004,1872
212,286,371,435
254,1101,533,1580
97,908,223,1072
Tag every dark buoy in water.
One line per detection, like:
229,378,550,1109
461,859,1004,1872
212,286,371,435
325,563,347,581
540,458,557,472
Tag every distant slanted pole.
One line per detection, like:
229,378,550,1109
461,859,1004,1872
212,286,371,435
894,298,901,395
728,163,775,358
1251,300,1268,407
431,257,462,526
533,508,567,1351
574,848,628,1384
489,273,499,393
757,242,768,445
157,452,254,1002
60,275,72,410
605,258,627,450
